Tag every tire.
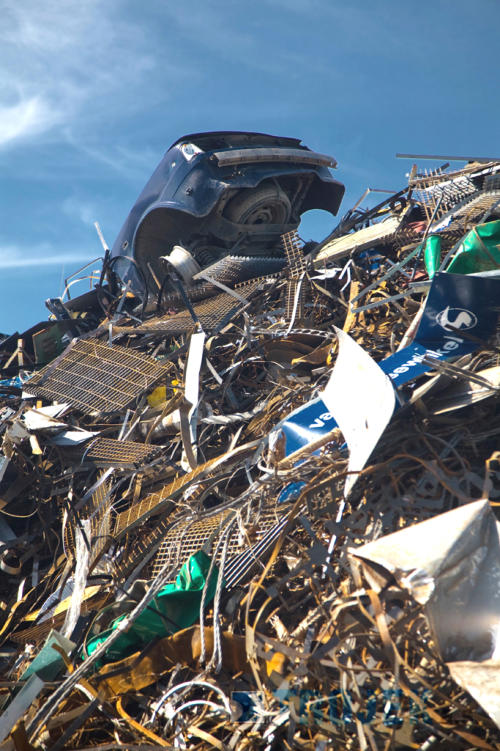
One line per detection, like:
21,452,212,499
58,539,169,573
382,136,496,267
223,183,291,226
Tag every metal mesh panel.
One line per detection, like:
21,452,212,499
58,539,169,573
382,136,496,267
10,593,109,645
63,471,112,567
154,257,284,313
410,165,484,223
114,506,289,588
150,503,282,579
27,339,170,415
144,279,261,334
198,255,285,285
81,437,163,469
88,473,112,566
113,457,216,537
145,477,336,587
431,189,500,232
282,230,307,321
114,514,176,581
282,231,307,277
396,189,500,251
150,508,235,576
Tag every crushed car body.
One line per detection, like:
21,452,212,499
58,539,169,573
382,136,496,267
110,130,345,296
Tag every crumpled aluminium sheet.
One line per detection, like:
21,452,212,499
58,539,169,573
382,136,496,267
351,499,500,729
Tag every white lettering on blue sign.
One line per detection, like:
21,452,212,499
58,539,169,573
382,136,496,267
308,411,335,429
386,335,463,381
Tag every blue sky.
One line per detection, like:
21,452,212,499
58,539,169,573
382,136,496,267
1,0,499,334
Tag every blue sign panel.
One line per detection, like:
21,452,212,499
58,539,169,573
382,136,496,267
279,272,500,457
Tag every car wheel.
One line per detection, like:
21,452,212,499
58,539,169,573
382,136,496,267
223,183,292,226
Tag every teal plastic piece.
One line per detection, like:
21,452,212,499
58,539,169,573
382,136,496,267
21,630,75,682
424,235,441,279
84,551,218,665
447,220,500,275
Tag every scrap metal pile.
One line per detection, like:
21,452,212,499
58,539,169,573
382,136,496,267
2,135,500,749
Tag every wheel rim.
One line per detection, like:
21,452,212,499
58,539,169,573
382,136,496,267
224,184,292,227
239,199,289,225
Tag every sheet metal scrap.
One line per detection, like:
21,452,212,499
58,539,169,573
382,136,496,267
5,155,500,750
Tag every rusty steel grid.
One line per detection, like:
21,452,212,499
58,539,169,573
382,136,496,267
81,437,163,469
143,279,262,334
27,339,170,415
150,503,282,579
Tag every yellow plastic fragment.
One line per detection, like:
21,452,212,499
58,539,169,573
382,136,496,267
147,385,167,407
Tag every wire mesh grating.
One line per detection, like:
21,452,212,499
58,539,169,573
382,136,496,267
282,230,307,321
81,437,163,469
149,502,283,579
144,279,262,334
409,164,484,223
27,339,170,415
63,471,112,567
113,458,215,537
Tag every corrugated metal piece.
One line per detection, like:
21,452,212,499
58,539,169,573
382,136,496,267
26,339,170,415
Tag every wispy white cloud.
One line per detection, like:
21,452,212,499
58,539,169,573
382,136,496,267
0,97,62,146
61,133,162,181
62,197,98,227
0,243,93,269
0,0,361,159
160,0,403,81
0,0,175,153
